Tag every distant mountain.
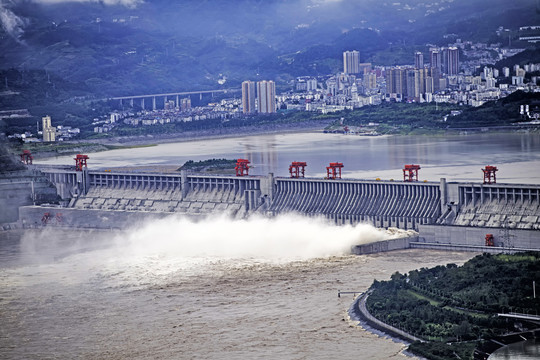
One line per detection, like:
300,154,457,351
0,0,538,98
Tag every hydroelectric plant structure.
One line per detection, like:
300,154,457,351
5,156,540,253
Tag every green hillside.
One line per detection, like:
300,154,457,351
366,252,540,360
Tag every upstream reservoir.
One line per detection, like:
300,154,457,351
36,132,540,183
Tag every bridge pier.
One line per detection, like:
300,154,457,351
141,98,145,110
152,96,156,111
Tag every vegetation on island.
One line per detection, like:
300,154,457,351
178,158,238,174
365,252,540,360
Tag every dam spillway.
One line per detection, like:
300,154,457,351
16,166,540,250
268,178,441,229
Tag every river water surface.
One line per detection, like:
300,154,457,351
36,132,540,183
0,222,478,360
6,131,539,358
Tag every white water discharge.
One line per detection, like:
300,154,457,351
116,214,409,261
2,220,473,360
15,214,413,287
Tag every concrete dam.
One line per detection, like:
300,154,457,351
16,164,540,251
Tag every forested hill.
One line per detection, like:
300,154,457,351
366,252,540,360
447,91,540,128
0,0,539,97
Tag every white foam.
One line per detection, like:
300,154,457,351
113,213,409,262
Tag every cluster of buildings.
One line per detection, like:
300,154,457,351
385,47,459,102
7,115,80,143
269,42,538,112
106,39,540,131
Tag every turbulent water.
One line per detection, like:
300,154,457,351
0,215,478,359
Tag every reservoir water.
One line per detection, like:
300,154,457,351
37,132,540,183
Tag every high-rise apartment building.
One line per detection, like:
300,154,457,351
241,80,256,114
386,66,440,101
430,48,442,72
257,80,276,114
385,68,407,99
42,115,56,142
363,73,377,89
343,50,360,74
415,51,424,69
180,97,191,112
446,47,460,76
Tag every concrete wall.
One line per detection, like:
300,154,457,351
0,170,59,225
418,224,540,250
18,205,202,230
351,236,418,255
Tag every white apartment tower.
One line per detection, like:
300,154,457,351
446,47,460,76
257,80,276,114
343,50,360,74
415,51,424,69
42,115,56,142
241,80,256,114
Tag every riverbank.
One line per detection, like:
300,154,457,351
13,119,333,160
11,119,540,161
348,291,422,344
347,290,540,360
350,253,540,360
83,119,333,146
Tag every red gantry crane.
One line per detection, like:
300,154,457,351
482,165,498,184
235,159,250,176
74,154,89,171
485,234,494,247
403,164,421,182
326,162,344,180
20,150,33,165
289,161,307,178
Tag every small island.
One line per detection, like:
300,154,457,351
353,252,540,360
178,158,238,174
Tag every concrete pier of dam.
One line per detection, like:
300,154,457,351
12,166,540,251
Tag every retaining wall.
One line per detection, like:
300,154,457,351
351,236,418,255
418,224,540,249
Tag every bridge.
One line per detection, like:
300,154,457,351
498,312,540,323
106,89,239,110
